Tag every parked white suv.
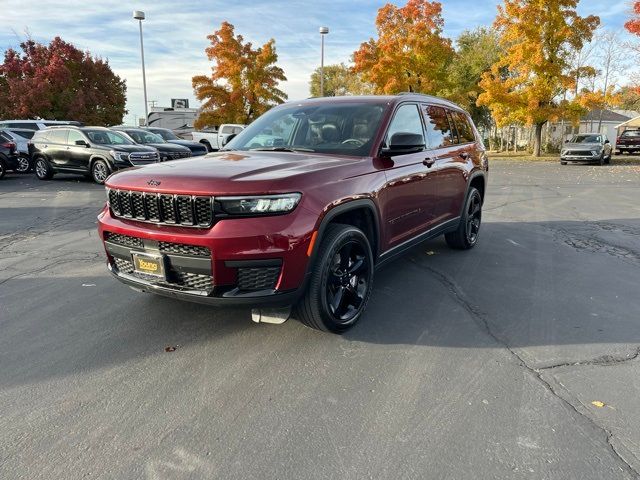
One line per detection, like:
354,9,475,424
190,124,245,152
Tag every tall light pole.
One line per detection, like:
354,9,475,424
319,27,329,96
133,11,149,126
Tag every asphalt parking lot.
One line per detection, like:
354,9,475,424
1,158,640,479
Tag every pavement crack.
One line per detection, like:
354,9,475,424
407,258,640,478
536,348,640,371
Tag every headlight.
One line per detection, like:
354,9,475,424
217,193,301,216
110,150,130,163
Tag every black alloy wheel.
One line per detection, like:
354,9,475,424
297,224,374,333
445,187,482,250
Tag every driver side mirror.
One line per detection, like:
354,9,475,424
382,132,425,155
604,139,610,144
75,139,89,147
222,133,237,147
564,139,569,143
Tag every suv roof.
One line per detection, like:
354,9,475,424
293,93,463,111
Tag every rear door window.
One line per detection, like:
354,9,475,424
422,105,455,148
48,129,69,144
451,111,475,144
385,104,425,148
67,130,86,145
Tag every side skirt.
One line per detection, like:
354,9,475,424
375,217,459,270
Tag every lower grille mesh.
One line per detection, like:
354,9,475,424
237,266,280,291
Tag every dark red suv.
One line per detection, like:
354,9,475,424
98,94,488,332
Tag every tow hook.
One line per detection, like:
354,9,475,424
251,306,292,325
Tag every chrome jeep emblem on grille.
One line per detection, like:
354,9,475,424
147,179,161,186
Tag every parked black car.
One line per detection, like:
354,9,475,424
144,127,208,156
0,132,19,179
28,126,160,184
111,127,192,161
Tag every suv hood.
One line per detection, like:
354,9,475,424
109,144,157,153
146,143,191,152
105,151,362,195
563,142,601,150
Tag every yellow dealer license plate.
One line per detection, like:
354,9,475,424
132,252,165,278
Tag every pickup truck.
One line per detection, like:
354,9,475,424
616,129,640,154
190,124,245,152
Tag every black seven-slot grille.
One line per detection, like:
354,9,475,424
108,188,213,227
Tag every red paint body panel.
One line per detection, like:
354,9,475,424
97,95,488,305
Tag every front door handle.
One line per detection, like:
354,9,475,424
423,157,436,167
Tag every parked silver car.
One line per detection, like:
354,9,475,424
560,133,612,165
0,129,34,173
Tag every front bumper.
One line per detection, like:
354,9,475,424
98,204,318,307
560,153,602,162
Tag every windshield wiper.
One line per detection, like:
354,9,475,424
250,147,315,153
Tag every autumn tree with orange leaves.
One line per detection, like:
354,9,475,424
478,0,600,156
353,0,453,95
192,22,287,129
626,1,640,36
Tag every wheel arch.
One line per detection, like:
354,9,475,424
309,199,381,266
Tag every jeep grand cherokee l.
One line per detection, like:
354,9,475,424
29,126,159,184
98,94,488,333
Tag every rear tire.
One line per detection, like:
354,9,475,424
34,157,54,180
598,153,604,166
16,154,31,173
296,224,374,333
560,161,567,165
0,159,6,179
445,187,482,250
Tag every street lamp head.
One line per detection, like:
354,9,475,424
133,10,145,20
319,26,329,35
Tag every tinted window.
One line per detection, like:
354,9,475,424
67,130,86,145
9,129,35,140
451,111,475,143
48,129,68,144
386,104,425,146
571,135,601,143
621,130,640,137
84,130,133,145
150,129,178,140
124,130,164,144
226,102,385,156
0,132,11,142
9,122,38,130
423,105,455,148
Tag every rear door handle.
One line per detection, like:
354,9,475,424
423,157,436,167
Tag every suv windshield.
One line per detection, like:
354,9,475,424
85,130,134,145
225,102,386,156
150,129,178,141
621,130,640,137
570,134,601,143
125,130,164,144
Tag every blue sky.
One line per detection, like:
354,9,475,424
3,0,637,124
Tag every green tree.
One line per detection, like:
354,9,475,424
309,63,373,97
443,28,502,131
0,37,126,125
192,22,287,128
478,0,600,156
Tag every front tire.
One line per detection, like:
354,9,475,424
34,157,54,180
91,159,110,185
445,187,482,250
16,154,31,173
296,224,374,333
0,159,6,179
